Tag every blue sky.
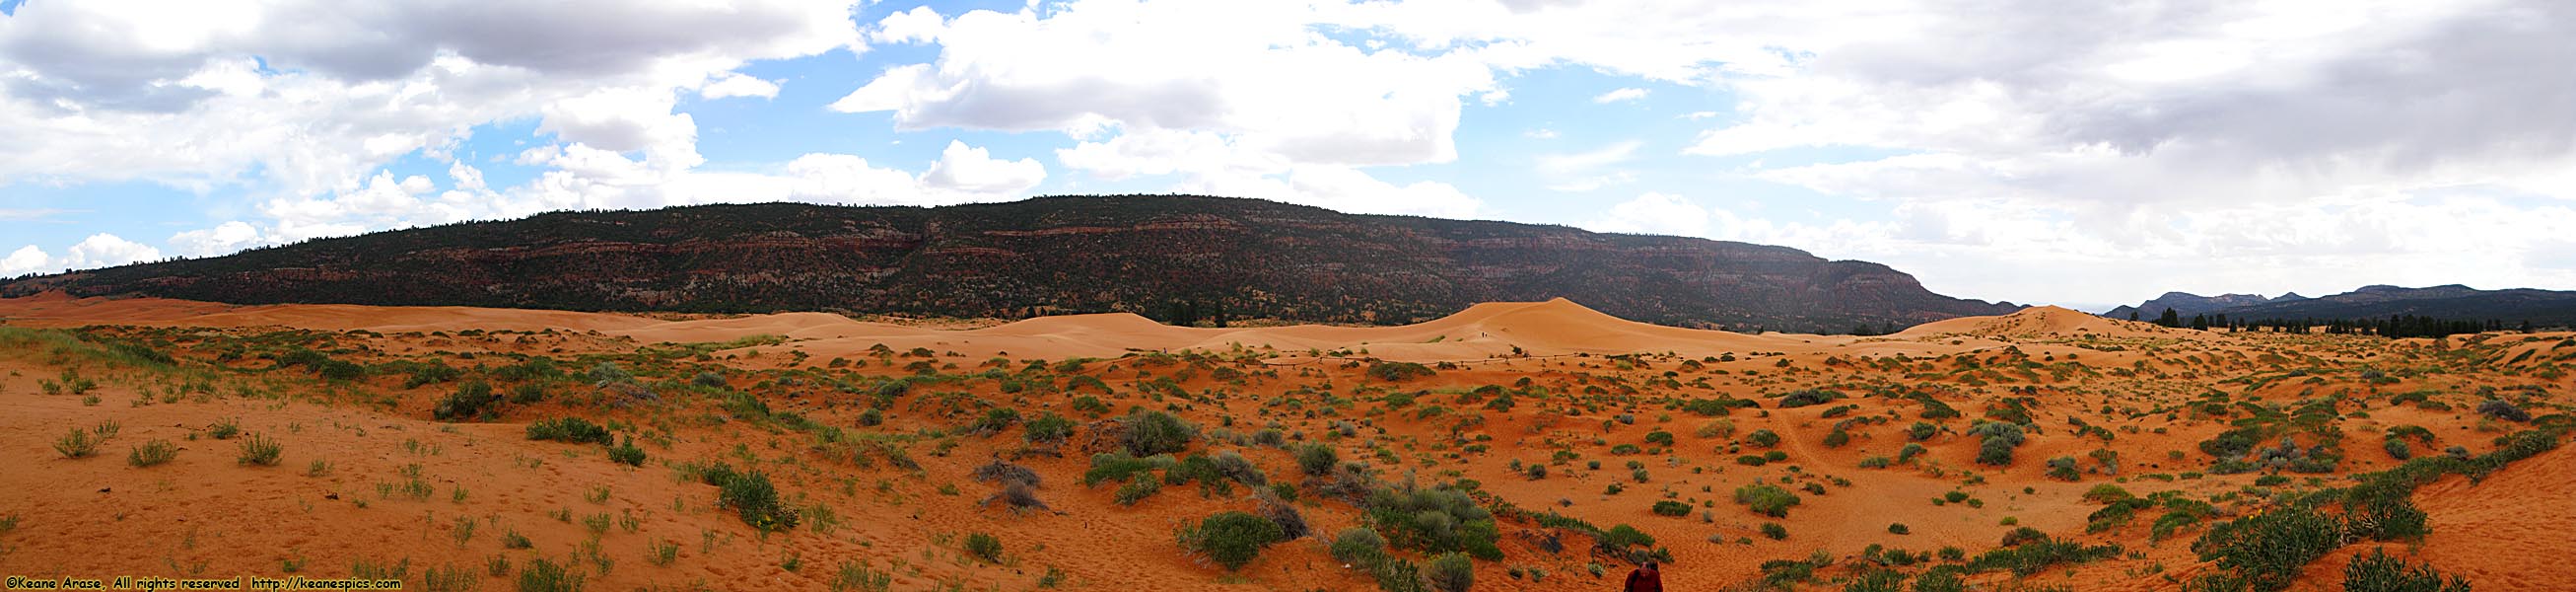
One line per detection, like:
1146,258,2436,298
5,0,2573,312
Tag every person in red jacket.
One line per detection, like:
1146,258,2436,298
1623,560,1663,592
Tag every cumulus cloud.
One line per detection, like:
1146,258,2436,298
0,0,861,197
1,245,49,276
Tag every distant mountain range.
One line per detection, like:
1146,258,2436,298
2104,284,2576,327
0,195,2021,333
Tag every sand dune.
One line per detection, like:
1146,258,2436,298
3,292,2567,592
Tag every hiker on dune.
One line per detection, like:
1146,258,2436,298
1623,560,1662,592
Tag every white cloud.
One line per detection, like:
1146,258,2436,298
0,0,861,197
2,246,50,276
58,234,164,269
1591,87,1648,103
1524,128,1558,139
168,221,270,258
700,73,783,100
1584,192,1706,237
1535,140,1639,191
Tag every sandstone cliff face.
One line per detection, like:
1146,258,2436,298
6,195,2019,333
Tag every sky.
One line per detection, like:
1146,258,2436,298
3,0,2573,312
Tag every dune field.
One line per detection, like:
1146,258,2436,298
1,293,2570,591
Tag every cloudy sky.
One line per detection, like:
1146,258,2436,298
2,0,2571,311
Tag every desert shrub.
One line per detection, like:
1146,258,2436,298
2046,456,2081,481
1898,443,1928,463
718,470,794,531
1888,523,1911,535
1425,553,1473,592
1859,456,1892,469
606,437,647,467
1296,444,1340,477
2191,504,2342,591
2382,438,2411,460
1363,486,1502,560
2082,484,2133,504
237,433,283,466
2474,400,2530,422
1967,535,2122,576
1114,475,1163,505
1680,398,1755,416
1373,557,1427,592
855,408,883,427
691,371,728,388
970,408,1020,434
2201,426,2271,458
1256,490,1309,539
1761,522,1788,540
315,360,366,381
1734,483,1800,518
209,418,242,439
1823,428,1851,448
433,381,498,422
1912,567,1966,592
1747,429,1781,448
1650,500,1691,517
1084,452,1175,486
1123,410,1199,456
2341,548,2472,592
1365,361,1436,382
526,417,612,445
53,428,99,459
128,439,178,467
1777,389,1841,407
1908,421,1938,440
1023,411,1076,444
518,557,584,592
1978,437,2018,466
963,533,1004,562
1331,527,1390,567
1070,396,1111,416
1211,451,1268,485
1183,511,1286,570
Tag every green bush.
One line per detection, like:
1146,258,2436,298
718,470,794,531
1650,500,1692,517
1978,436,2018,466
1084,452,1176,486
237,433,283,466
2341,548,2471,592
1123,410,1199,457
1888,523,1910,535
963,533,1004,563
606,437,647,467
53,428,99,459
433,381,498,421
1760,522,1788,540
1747,429,1781,447
1898,443,1927,463
1331,527,1389,567
1734,483,1800,518
2191,504,2341,591
1185,511,1286,570
1907,422,1938,440
1643,430,1675,446
1023,412,1076,444
1296,444,1340,477
1365,361,1435,382
1114,475,1163,505
128,439,178,468
527,417,612,445
210,417,242,439
1424,552,1473,592
518,557,583,592
971,408,1020,434
1362,486,1503,560
1823,428,1850,448
1777,389,1841,407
